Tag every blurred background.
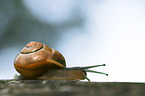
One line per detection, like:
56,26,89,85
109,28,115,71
0,0,145,82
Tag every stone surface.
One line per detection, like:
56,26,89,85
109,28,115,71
0,80,145,96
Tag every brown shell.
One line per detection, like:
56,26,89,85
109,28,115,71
14,41,66,78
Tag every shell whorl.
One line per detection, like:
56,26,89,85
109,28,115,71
21,41,43,54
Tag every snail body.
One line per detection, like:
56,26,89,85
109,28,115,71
14,41,108,81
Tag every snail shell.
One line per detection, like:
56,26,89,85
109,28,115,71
14,41,66,78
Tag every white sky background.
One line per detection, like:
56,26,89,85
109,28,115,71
1,0,145,82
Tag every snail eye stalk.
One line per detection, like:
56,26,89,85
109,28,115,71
80,64,106,69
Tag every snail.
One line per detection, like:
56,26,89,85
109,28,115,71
14,41,108,82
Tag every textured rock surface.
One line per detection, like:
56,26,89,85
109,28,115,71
0,80,145,96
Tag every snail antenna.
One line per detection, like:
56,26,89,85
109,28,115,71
85,70,108,76
85,77,91,82
79,64,106,69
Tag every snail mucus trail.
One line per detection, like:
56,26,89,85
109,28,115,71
14,41,108,82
